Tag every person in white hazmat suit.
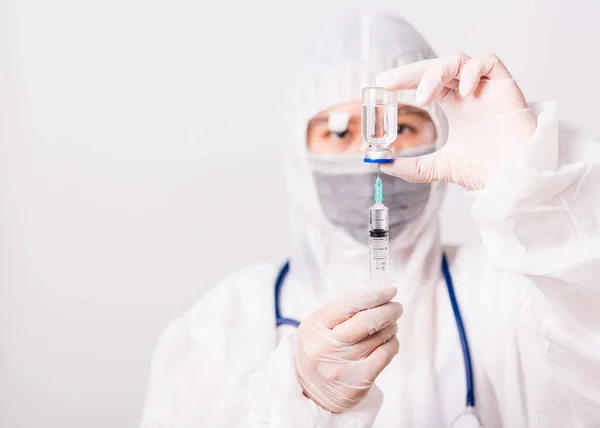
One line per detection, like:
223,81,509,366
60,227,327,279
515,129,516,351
141,11,600,428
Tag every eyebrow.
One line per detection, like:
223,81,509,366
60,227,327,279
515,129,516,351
398,108,431,118
310,110,428,126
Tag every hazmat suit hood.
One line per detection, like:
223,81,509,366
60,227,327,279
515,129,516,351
285,11,448,303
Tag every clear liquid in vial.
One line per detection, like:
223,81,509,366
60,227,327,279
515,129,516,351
361,103,397,145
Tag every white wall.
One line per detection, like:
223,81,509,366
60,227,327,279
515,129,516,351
0,0,598,426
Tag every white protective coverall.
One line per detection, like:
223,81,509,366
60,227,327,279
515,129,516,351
140,12,600,428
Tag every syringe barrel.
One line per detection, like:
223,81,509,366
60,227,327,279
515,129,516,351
369,203,389,280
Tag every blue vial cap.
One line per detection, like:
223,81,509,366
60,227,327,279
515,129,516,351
363,158,394,164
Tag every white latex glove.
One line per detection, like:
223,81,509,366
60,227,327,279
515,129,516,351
295,284,402,413
376,52,538,190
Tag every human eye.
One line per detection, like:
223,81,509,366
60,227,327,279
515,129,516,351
325,129,352,142
397,123,416,135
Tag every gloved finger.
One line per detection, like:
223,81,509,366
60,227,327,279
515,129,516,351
314,284,398,329
445,78,459,90
415,52,472,106
310,322,398,364
332,302,403,344
437,86,454,104
351,322,399,360
459,53,513,97
436,80,460,103
360,336,400,382
375,59,437,90
380,152,443,183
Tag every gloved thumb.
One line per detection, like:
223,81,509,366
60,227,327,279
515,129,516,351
379,152,442,183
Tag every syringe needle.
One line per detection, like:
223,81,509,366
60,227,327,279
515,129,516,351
377,163,380,178
374,176,383,203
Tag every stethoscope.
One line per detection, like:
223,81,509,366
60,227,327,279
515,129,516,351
274,254,484,428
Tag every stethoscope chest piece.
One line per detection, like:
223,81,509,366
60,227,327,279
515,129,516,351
449,407,483,428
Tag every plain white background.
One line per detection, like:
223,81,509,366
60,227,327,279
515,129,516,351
0,0,598,426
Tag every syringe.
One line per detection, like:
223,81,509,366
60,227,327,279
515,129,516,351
369,176,389,280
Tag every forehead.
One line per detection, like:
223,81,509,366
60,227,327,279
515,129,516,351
311,100,429,120
312,101,360,119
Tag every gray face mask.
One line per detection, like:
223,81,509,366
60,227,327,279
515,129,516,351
308,148,433,245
